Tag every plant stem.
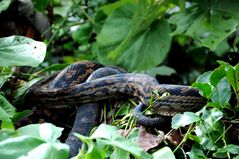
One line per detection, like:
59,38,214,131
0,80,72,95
173,124,195,153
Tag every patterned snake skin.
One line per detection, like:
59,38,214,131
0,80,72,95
28,61,206,115
27,61,206,156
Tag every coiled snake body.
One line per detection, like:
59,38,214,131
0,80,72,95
27,61,206,157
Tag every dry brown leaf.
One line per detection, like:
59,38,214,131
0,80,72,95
137,127,164,151
166,129,184,146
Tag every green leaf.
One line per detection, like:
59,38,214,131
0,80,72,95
210,68,226,86
169,0,239,50
0,136,44,159
194,109,224,150
0,67,12,88
125,128,139,143
10,123,69,159
52,1,72,17
171,112,200,129
72,23,93,45
0,129,18,142
13,77,41,100
34,0,50,11
195,71,212,83
0,36,46,67
0,0,11,13
211,78,231,107
74,133,106,159
97,1,171,71
0,94,16,129
18,123,63,142
187,143,207,159
12,110,32,124
100,0,133,15
201,108,223,127
0,134,68,159
90,124,152,159
214,40,230,57
110,148,130,159
19,142,69,159
192,71,213,98
146,66,176,76
152,147,175,159
192,82,213,98
214,144,239,157
218,61,239,106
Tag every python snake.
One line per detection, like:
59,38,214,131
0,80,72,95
28,61,206,117
27,61,206,157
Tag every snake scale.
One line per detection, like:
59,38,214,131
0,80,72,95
27,61,206,157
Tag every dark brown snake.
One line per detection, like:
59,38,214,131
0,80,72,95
27,61,206,157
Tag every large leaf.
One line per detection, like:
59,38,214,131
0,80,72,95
169,0,239,50
18,123,64,142
97,1,171,71
0,123,69,159
0,36,46,67
0,136,44,159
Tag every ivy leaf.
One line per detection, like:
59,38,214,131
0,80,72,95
171,112,200,129
0,36,46,67
169,0,239,50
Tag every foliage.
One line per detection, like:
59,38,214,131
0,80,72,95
74,124,175,159
171,61,239,158
169,0,239,50
0,123,69,159
97,0,172,71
